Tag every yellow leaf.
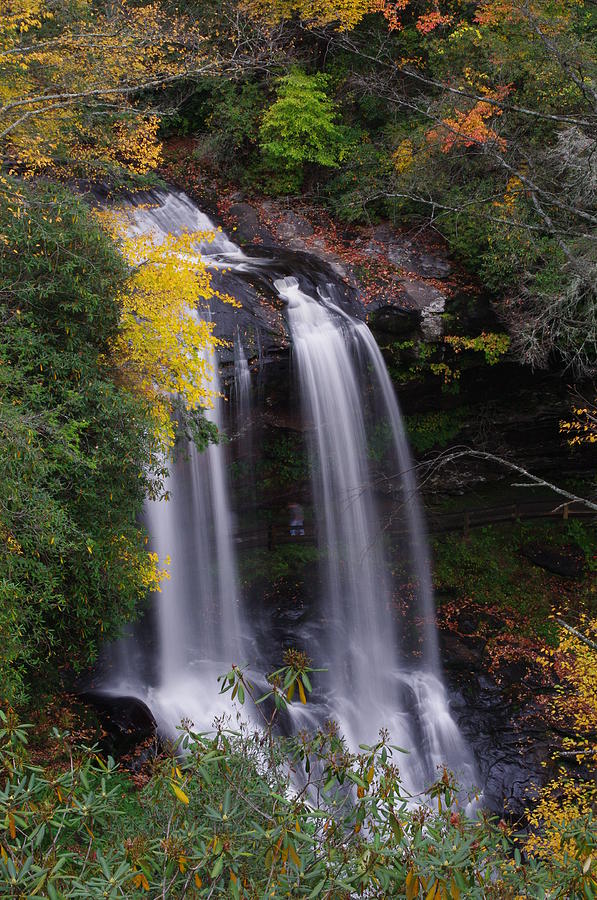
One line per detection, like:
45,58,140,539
406,870,419,900
170,781,189,805
133,872,150,891
426,881,442,900
298,680,306,704
288,843,301,868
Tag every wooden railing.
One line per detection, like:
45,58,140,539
233,500,594,550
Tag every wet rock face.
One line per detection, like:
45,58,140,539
440,628,552,818
452,678,551,817
210,245,362,363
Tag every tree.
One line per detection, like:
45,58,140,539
100,215,239,452
527,615,597,861
561,394,597,446
0,181,172,703
316,0,597,373
259,71,346,188
0,0,214,175
241,0,376,30
0,1,247,702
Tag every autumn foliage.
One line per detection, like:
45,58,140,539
240,0,377,30
101,217,239,452
0,0,207,175
528,616,597,862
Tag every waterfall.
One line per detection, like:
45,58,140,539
100,191,248,737
233,328,252,426
122,187,242,260
145,356,246,736
278,276,472,790
98,187,473,793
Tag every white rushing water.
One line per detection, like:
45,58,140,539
278,276,473,791
102,191,249,736
233,328,252,425
122,187,242,261
101,188,474,794
146,353,247,736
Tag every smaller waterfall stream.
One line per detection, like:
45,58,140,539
100,191,249,736
234,329,252,421
147,356,246,735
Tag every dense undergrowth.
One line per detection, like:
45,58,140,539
433,520,597,634
1,662,596,899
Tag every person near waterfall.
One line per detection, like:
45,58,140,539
288,502,305,536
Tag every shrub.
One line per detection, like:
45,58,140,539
1,661,596,897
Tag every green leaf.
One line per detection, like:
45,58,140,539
210,855,224,880
308,878,327,898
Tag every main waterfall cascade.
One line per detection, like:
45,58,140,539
279,277,471,789
101,188,475,792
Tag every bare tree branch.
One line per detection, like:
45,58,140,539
418,447,597,513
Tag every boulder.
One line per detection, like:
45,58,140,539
80,692,157,763
521,542,585,579
388,244,453,279
420,298,447,341
275,211,315,243
229,202,275,246
368,304,420,336
401,279,447,310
